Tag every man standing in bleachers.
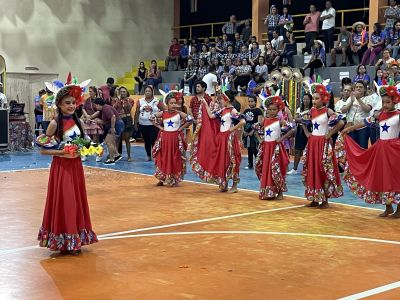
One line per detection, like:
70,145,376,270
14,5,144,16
302,4,321,55
320,0,336,53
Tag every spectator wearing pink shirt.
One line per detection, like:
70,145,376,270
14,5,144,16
302,4,321,55
99,77,115,104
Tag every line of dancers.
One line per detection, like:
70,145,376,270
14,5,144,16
35,77,400,254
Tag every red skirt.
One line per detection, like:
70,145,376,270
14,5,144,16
38,157,98,251
336,134,400,204
190,104,220,181
302,135,343,202
153,130,187,185
212,131,242,189
255,141,289,199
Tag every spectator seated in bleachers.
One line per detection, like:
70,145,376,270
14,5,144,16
165,38,181,71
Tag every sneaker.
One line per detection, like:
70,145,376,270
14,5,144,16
129,138,136,143
287,169,298,175
329,63,336,67
245,166,253,170
115,155,122,162
95,155,102,162
104,159,115,165
81,156,87,162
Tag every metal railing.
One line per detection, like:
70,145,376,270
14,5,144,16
173,7,370,42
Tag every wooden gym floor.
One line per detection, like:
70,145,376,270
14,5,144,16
1,167,400,299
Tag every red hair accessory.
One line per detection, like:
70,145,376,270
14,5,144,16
68,85,84,106
312,84,330,104
265,95,285,110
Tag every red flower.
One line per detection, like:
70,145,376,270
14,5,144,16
68,86,84,106
316,85,326,95
386,86,397,97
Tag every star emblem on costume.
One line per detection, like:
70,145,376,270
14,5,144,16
220,119,225,126
313,122,320,130
167,120,174,127
69,131,78,139
265,128,273,137
381,122,390,132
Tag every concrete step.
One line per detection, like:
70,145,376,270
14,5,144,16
161,71,185,84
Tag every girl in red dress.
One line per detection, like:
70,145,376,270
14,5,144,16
338,85,400,218
300,83,344,208
255,95,295,200
201,92,245,192
151,91,192,186
37,85,98,255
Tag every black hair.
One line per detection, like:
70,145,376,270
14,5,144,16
248,95,257,102
374,22,382,35
341,77,352,87
106,77,114,84
93,98,105,105
328,92,335,110
144,85,154,95
208,65,216,72
301,93,313,111
109,86,118,98
38,89,46,96
356,64,367,75
202,44,209,52
195,80,207,91
355,80,367,88
225,90,236,102
139,61,147,70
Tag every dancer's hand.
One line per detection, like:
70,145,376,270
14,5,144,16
341,127,351,135
276,137,283,143
324,133,331,140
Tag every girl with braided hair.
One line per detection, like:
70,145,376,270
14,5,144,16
37,84,98,255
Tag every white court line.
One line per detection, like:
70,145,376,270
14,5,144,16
97,204,304,238
0,167,48,173
99,230,400,246
0,245,39,255
86,166,384,212
337,280,400,299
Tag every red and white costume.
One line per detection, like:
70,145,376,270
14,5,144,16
255,117,290,199
153,111,187,185
336,110,400,204
302,107,343,202
38,116,98,251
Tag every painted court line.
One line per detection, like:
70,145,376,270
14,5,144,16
99,230,400,246
0,167,48,173
87,166,384,212
97,204,304,238
337,280,400,299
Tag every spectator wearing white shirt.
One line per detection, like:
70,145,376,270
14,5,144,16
271,30,284,54
320,0,336,52
202,65,218,96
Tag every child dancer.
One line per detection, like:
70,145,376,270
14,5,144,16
151,91,192,186
255,95,295,200
201,91,245,192
301,82,344,208
37,83,98,255
339,84,400,217
243,95,263,169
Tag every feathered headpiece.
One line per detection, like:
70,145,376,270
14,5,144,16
159,89,184,105
45,72,91,106
303,76,331,104
261,89,284,110
374,81,400,104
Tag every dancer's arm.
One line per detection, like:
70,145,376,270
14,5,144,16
178,112,193,131
201,98,216,119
